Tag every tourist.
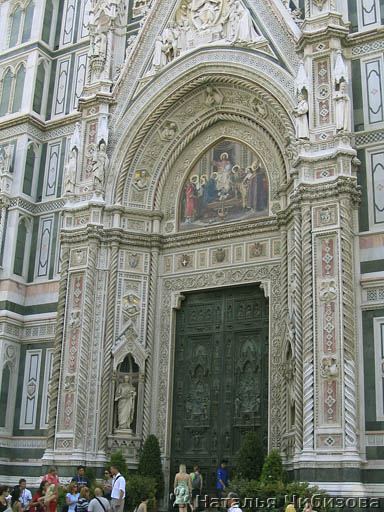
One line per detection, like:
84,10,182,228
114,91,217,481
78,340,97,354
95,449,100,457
42,468,60,487
44,485,58,512
134,495,148,512
173,464,191,511
19,480,32,512
42,467,59,512
11,488,22,512
88,488,110,512
285,505,296,512
226,493,242,512
190,466,202,512
102,472,112,500
65,483,79,512
110,466,125,512
216,460,228,510
75,487,89,512
302,503,316,512
71,467,90,490
30,482,48,512
0,486,10,512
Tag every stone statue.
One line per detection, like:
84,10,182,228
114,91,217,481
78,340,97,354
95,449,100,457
0,145,12,174
92,141,109,190
115,375,136,431
293,93,309,140
94,32,107,59
230,0,261,44
204,85,223,107
70,122,81,152
63,150,77,195
334,81,351,132
151,36,169,72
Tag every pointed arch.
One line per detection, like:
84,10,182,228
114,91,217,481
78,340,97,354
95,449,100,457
0,69,13,116
13,217,28,276
0,363,11,428
9,4,22,47
21,1,35,43
12,63,25,113
33,61,47,114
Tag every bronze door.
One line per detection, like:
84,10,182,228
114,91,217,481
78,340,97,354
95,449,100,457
170,285,269,494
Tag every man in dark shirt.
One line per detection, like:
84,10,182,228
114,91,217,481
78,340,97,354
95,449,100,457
217,460,228,510
71,466,90,490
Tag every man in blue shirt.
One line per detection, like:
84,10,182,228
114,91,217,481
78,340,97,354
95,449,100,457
71,466,90,489
217,460,228,510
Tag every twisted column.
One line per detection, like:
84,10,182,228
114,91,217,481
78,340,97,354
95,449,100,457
98,243,119,451
47,245,70,450
77,242,98,450
279,223,288,445
142,246,159,440
340,197,358,448
301,205,314,450
294,211,303,452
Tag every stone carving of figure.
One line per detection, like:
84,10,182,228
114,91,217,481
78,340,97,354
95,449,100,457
191,0,221,29
115,375,136,430
161,121,177,140
63,150,77,195
177,4,192,54
134,169,150,190
94,32,107,59
334,81,351,132
92,141,109,190
293,93,309,140
204,85,223,107
0,145,12,174
252,96,268,118
229,0,260,44
70,122,81,152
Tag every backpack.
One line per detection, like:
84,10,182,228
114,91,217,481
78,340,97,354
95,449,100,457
191,473,201,490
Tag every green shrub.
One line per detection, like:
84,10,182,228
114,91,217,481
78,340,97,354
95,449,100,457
85,466,97,487
234,431,265,480
57,486,68,509
260,449,287,484
107,450,129,479
138,435,164,500
228,477,334,512
125,475,157,512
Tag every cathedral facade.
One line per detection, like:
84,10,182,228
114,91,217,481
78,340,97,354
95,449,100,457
0,0,383,498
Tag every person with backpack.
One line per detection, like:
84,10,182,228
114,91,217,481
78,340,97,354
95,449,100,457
88,488,110,512
190,466,202,512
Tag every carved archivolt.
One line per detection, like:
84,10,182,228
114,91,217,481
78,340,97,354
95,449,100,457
107,59,296,205
118,82,292,221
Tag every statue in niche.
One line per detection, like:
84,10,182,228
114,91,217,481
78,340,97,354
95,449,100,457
92,141,109,191
0,145,12,174
63,150,77,195
293,92,309,140
334,81,351,133
115,375,136,431
93,32,107,59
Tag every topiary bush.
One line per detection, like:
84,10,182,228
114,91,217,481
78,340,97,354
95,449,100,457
234,431,265,481
107,450,129,479
260,449,287,484
138,435,164,500
125,475,157,512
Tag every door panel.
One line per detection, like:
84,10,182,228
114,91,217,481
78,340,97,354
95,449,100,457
171,286,268,494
